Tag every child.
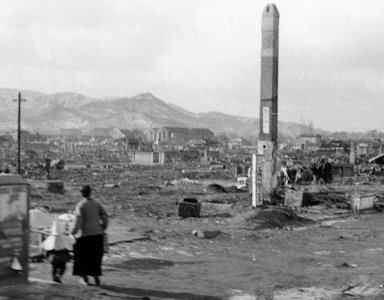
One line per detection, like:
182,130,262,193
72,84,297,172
41,215,75,283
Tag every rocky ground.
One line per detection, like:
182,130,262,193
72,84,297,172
2,166,384,299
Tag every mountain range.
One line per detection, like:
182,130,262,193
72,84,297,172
0,88,315,139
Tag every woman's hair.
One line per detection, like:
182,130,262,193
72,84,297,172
81,185,92,198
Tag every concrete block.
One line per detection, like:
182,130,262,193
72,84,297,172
47,180,64,194
284,189,303,207
178,199,201,218
352,194,376,211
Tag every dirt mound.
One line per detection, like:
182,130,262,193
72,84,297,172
246,208,314,230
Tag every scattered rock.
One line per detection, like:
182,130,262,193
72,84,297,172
104,183,120,188
192,230,221,239
313,250,331,256
338,262,357,268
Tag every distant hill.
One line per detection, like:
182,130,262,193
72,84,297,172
0,88,318,138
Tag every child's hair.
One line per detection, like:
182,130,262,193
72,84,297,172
81,185,91,198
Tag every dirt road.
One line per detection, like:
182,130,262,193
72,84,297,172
3,167,384,299
2,212,384,299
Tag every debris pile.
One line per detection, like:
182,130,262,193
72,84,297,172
309,190,350,209
207,183,227,193
166,177,199,186
206,183,247,194
245,208,313,230
283,186,351,209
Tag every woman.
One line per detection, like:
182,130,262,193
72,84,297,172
71,185,108,286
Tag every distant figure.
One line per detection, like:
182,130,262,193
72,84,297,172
323,159,333,184
72,185,108,286
279,162,289,187
294,168,302,184
42,220,75,283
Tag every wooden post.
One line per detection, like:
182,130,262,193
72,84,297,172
252,153,257,207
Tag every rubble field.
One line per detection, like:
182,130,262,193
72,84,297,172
3,165,384,299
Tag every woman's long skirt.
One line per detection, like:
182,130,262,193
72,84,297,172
73,234,104,277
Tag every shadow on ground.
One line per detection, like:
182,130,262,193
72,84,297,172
106,258,205,271
101,284,223,300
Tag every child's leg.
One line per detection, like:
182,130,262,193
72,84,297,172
58,262,66,276
52,263,58,279
94,276,100,286
52,263,62,283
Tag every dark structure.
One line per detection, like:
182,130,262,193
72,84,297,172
154,127,214,146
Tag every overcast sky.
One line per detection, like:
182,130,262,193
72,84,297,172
0,0,383,132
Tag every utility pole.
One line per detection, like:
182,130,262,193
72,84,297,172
258,4,279,204
13,92,26,175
